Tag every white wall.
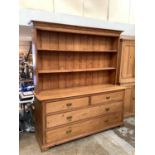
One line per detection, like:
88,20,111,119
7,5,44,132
20,0,135,24
19,0,135,41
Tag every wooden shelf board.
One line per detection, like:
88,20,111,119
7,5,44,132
35,84,125,101
38,67,116,74
37,48,117,53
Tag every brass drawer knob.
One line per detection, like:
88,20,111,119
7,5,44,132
105,107,110,111
66,103,72,107
66,116,72,121
66,129,72,134
106,96,110,100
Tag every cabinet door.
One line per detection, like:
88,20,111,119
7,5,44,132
130,85,135,114
124,87,132,117
120,40,135,83
123,84,135,117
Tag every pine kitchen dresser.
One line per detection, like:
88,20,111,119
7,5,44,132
31,21,125,151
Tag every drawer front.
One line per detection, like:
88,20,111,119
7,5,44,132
46,97,89,114
46,113,122,144
91,91,123,105
46,101,122,128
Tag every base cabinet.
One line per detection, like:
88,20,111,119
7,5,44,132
34,88,125,151
119,38,135,117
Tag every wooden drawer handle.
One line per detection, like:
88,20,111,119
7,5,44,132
105,107,110,111
66,129,72,134
106,96,110,100
104,119,109,123
66,116,72,121
66,103,72,107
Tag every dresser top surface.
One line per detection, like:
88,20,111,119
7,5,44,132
35,84,125,101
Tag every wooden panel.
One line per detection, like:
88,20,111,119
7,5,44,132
65,73,73,88
121,83,135,117
46,97,89,114
66,33,74,50
58,74,66,89
79,53,87,69
91,91,123,105
34,98,43,144
86,72,93,85
40,31,50,49
58,53,66,70
65,53,73,70
46,101,122,128
50,74,59,89
124,87,132,116
58,33,66,50
72,73,79,87
87,35,93,50
130,85,135,114
80,35,88,50
119,39,135,84
49,32,59,50
39,52,59,70
39,71,113,90
128,45,135,77
46,113,122,144
38,52,117,71
73,34,81,51
121,45,130,78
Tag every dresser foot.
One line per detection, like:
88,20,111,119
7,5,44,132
41,146,49,152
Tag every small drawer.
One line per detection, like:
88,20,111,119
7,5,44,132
91,91,123,105
46,101,122,128
46,97,89,114
46,113,122,144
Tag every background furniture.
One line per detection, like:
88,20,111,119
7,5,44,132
32,21,125,151
119,39,135,117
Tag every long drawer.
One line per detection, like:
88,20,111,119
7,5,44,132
46,97,89,114
91,91,123,105
46,113,122,144
46,101,122,128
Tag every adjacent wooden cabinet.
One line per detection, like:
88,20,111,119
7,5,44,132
121,83,135,117
32,21,125,151
119,39,135,84
119,39,135,117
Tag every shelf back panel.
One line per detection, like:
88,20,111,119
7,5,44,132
37,31,118,51
38,52,117,70
38,71,116,91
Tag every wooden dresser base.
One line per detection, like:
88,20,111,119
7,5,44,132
34,85,125,152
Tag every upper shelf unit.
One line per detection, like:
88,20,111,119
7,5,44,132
32,21,122,92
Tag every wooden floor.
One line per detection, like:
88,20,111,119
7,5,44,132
19,117,135,155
